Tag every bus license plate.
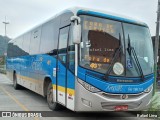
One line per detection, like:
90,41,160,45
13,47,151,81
115,105,128,111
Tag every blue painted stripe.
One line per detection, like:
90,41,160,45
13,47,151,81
77,66,154,94
78,66,154,84
7,54,75,90
86,75,153,94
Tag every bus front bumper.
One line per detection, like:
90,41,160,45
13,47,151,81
74,78,153,111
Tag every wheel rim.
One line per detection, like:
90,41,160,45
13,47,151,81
13,74,16,87
47,84,54,105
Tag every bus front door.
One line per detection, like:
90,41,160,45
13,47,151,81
57,26,70,106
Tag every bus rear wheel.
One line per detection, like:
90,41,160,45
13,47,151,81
13,73,21,90
47,82,62,110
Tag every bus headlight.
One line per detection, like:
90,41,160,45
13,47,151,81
144,85,152,93
78,79,101,93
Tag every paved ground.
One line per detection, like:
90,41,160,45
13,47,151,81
0,73,156,120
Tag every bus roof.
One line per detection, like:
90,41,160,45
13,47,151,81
10,7,147,41
69,7,147,27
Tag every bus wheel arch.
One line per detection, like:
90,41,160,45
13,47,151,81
13,70,16,81
43,77,52,97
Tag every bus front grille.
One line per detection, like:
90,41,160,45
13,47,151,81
100,92,144,100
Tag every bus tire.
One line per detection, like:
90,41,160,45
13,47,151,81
13,73,21,90
47,82,62,111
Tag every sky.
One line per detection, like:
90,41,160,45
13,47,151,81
0,0,158,38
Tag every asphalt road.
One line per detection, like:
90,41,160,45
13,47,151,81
0,73,153,120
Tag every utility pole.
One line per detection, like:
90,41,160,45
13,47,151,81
2,16,9,37
2,16,9,71
154,0,160,95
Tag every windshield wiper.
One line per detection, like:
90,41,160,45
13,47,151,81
127,34,144,81
104,33,122,79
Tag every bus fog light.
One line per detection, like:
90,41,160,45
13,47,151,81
81,98,92,107
78,79,101,92
144,85,152,93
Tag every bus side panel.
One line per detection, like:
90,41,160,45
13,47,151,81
66,70,75,110
17,54,56,96
22,55,43,94
14,57,21,85
38,54,57,97
20,56,30,90
6,58,14,82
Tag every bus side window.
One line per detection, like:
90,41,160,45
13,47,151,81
30,27,42,54
59,54,66,64
22,32,31,55
68,25,75,73
58,26,69,66
40,20,55,54
68,51,75,73
13,36,23,57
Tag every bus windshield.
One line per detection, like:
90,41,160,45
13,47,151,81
124,23,154,77
79,15,154,77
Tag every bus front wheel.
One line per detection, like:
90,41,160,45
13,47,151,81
47,82,62,110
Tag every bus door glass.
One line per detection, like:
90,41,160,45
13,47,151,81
57,26,70,105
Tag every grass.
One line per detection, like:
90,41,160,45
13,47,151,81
149,92,160,111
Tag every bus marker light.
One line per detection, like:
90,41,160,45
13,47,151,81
81,98,92,107
68,96,73,100
39,57,43,61
78,79,101,92
144,85,152,93
47,60,51,65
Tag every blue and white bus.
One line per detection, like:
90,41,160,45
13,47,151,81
6,7,154,111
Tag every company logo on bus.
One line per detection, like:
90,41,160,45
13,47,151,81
120,94,128,99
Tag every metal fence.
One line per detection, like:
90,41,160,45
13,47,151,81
0,65,6,74
0,55,6,74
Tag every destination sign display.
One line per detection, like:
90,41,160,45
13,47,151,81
84,55,110,63
83,20,115,34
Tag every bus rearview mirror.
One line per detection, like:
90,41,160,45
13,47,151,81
73,24,81,44
71,16,81,44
